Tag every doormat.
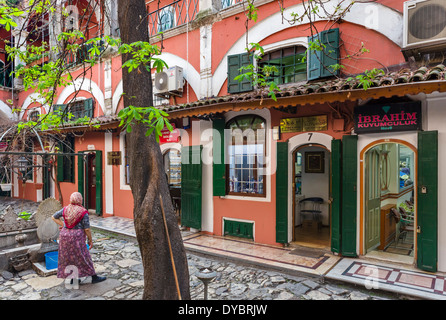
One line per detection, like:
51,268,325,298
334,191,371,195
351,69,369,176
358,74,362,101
384,243,413,256
289,247,326,259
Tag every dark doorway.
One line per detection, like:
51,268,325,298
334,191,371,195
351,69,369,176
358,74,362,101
87,152,96,211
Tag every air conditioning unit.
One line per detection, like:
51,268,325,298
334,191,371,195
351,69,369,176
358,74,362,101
403,0,446,49
153,66,184,97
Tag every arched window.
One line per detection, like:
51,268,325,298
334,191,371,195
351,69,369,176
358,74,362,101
226,115,266,197
158,7,175,32
258,46,307,85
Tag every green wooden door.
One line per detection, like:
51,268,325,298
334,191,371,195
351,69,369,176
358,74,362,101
276,142,288,244
365,148,381,252
78,153,85,202
95,150,103,216
213,118,226,196
341,135,357,257
331,139,342,254
43,154,50,199
417,131,438,272
181,145,202,230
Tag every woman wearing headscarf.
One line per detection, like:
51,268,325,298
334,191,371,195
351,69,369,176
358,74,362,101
52,192,106,284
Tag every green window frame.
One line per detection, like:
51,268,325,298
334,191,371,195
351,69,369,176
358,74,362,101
67,98,94,120
258,46,307,85
54,98,94,122
226,115,266,197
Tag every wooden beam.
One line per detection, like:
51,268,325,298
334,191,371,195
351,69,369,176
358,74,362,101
167,81,446,119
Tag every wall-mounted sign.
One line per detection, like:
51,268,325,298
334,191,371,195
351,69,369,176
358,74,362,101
0,142,8,152
280,115,327,133
159,123,181,144
354,101,422,134
107,151,122,165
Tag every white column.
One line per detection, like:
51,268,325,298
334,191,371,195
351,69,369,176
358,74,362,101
104,132,114,215
104,59,113,115
199,120,214,233
199,25,212,99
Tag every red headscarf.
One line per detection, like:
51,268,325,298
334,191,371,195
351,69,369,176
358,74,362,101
63,192,88,229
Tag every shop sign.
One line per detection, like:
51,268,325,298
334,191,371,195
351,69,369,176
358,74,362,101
107,151,122,165
280,115,327,133
354,101,422,134
159,123,181,144
0,142,7,152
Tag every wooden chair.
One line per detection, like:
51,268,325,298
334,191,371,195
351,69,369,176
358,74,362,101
299,197,324,224
396,206,414,243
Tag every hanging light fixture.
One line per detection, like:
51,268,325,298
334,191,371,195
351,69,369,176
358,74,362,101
17,156,29,182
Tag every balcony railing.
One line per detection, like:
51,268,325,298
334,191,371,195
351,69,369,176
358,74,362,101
147,0,199,37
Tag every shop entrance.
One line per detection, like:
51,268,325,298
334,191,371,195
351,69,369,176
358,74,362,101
86,152,97,212
364,142,415,263
78,150,102,215
292,145,330,248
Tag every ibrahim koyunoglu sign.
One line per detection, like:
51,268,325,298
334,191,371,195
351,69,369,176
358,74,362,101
353,101,422,134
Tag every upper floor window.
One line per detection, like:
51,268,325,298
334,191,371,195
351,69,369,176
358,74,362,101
226,115,266,197
28,110,40,122
54,98,95,122
221,0,232,9
221,0,242,9
158,7,175,32
258,46,307,85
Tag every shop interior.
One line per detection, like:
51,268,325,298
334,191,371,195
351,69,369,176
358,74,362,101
292,145,330,249
364,143,415,263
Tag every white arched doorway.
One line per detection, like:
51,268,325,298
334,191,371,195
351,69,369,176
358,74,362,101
360,139,417,265
287,132,332,248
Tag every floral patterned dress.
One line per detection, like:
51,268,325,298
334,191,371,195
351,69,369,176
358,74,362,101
53,209,96,278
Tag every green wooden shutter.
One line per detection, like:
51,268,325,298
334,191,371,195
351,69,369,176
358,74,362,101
95,150,103,216
181,145,202,229
227,53,253,94
84,98,94,118
56,141,64,182
0,61,5,87
341,135,357,257
43,154,50,199
213,118,226,196
78,153,85,202
276,141,288,244
307,28,340,80
53,104,67,119
331,139,342,254
56,136,75,183
417,131,438,272
240,53,254,92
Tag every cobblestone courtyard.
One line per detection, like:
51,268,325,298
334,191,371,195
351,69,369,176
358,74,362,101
0,229,412,300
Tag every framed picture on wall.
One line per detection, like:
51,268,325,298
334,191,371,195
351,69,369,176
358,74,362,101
305,151,325,173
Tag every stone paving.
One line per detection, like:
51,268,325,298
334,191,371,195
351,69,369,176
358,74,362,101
0,229,413,300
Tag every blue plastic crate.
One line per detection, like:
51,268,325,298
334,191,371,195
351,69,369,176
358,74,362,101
45,251,58,270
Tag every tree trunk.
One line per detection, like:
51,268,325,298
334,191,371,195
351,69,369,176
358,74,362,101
117,0,190,300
